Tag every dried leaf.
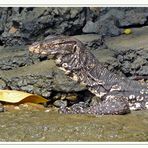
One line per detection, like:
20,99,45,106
0,90,48,104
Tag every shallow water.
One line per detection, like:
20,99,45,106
0,108,148,142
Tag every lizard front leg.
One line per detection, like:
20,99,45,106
59,95,130,115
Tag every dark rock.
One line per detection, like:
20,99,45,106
5,73,53,97
137,66,148,76
83,18,121,36
121,61,132,76
83,8,122,36
132,57,147,70
115,48,148,77
0,47,40,70
117,9,148,27
74,34,105,50
82,21,98,33
105,26,148,77
0,58,86,100
0,7,86,46
52,68,86,92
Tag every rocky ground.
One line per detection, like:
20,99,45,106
0,30,148,107
0,7,148,141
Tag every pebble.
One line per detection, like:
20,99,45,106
45,109,50,113
53,100,68,108
14,106,20,110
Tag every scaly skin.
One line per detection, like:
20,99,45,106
29,36,148,115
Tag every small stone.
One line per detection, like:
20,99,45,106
9,26,17,34
0,103,5,112
22,104,29,108
45,109,50,112
53,100,67,108
14,106,20,110
41,91,51,98
0,108,4,112
0,106,4,112
66,93,78,101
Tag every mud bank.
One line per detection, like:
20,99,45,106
0,109,148,142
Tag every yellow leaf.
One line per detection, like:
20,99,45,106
0,90,48,104
123,29,132,35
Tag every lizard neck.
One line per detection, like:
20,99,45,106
54,39,147,99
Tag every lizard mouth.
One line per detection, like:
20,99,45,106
29,44,48,55
28,45,38,53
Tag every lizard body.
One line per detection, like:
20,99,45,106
29,36,148,115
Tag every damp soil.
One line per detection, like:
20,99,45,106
0,107,148,142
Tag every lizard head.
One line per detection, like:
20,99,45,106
29,36,86,75
28,36,80,58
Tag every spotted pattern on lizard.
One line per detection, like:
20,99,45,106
29,36,148,115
